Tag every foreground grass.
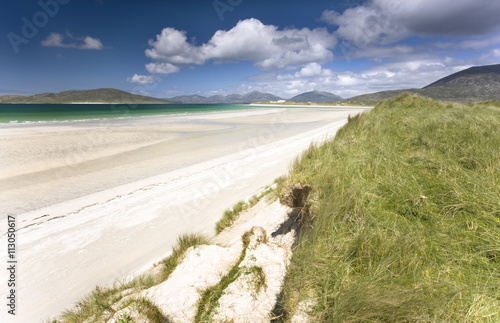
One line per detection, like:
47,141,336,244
215,185,276,234
51,233,210,323
281,94,500,322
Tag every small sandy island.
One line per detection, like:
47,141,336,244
0,106,369,322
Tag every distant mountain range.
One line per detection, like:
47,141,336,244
0,88,173,104
168,90,343,104
168,91,282,104
0,89,343,105
345,64,500,104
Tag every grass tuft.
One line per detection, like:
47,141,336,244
158,233,211,281
216,201,249,234
215,187,276,234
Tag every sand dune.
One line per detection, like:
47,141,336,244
0,106,369,322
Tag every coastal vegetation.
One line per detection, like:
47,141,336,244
215,185,275,234
279,94,500,321
49,233,210,322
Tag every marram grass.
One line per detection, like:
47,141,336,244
50,233,210,322
281,94,500,322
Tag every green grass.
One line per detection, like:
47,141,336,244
215,187,276,234
50,233,210,323
280,94,500,322
247,266,267,294
158,233,211,281
216,201,249,234
195,229,257,322
125,297,167,322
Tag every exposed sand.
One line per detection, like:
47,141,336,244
0,106,370,322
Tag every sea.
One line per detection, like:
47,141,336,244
0,103,255,124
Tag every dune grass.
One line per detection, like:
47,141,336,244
280,94,500,322
215,201,249,234
158,233,211,281
50,233,210,323
215,186,276,234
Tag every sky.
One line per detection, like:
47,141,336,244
1,0,500,99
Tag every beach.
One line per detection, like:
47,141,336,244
0,106,369,322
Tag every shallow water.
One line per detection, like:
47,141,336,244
0,103,252,124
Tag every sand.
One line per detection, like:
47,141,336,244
0,106,369,322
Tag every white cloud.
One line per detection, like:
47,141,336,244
458,35,500,49
126,74,157,85
288,62,333,79
322,5,405,47
41,32,104,50
145,28,205,65
80,36,104,50
145,18,336,72
41,33,65,47
146,62,180,74
323,0,500,48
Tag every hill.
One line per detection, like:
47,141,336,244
289,90,342,102
344,64,500,103
0,88,173,104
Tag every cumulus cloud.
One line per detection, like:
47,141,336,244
41,32,104,50
145,62,180,74
323,0,500,47
145,18,336,73
126,74,157,85
295,62,334,78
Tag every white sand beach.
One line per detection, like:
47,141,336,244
0,106,369,322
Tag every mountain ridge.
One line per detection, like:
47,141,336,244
0,88,173,104
168,90,344,104
169,91,283,104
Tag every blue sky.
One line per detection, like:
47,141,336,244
1,0,500,99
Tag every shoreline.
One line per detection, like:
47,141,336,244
0,106,370,321
249,103,373,108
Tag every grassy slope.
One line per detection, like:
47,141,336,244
281,94,500,322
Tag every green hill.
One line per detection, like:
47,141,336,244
0,88,173,104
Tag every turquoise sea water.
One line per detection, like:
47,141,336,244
0,103,252,124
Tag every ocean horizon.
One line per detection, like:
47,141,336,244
0,103,254,124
